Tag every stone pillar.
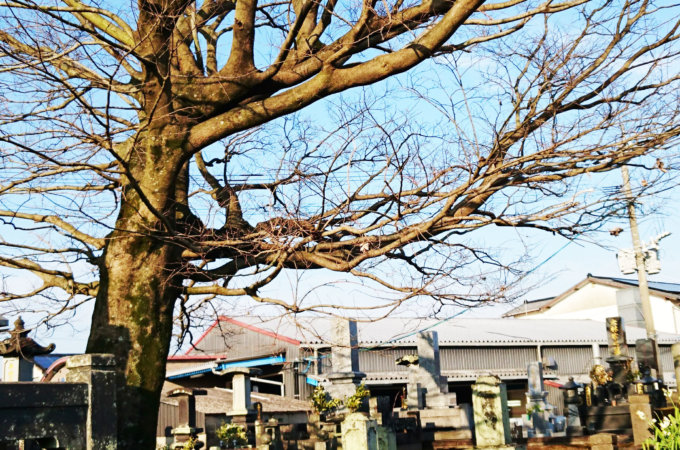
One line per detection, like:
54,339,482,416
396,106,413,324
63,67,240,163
418,331,448,409
341,412,378,450
225,367,261,420
406,365,424,411
628,394,653,446
616,288,645,329
406,331,450,410
369,396,392,426
525,362,554,437
592,343,603,366
65,354,117,450
333,319,359,373
671,342,680,387
167,388,206,449
326,319,365,400
472,375,511,448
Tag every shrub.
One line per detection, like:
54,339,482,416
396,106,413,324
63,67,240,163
310,385,342,414
345,383,370,413
216,422,248,448
642,393,680,450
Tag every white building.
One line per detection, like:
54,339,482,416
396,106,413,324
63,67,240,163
503,274,680,334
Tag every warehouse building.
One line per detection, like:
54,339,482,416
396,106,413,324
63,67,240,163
166,315,680,417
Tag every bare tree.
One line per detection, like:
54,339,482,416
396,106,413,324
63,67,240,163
0,0,679,446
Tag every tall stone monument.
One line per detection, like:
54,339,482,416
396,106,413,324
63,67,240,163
326,319,365,400
605,316,631,401
222,367,262,422
525,361,554,437
406,331,449,409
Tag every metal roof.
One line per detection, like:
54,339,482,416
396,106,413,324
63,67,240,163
597,276,680,294
214,316,680,346
503,274,680,318
502,298,554,318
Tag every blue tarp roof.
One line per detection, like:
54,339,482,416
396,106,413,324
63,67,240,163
32,354,72,370
166,355,285,380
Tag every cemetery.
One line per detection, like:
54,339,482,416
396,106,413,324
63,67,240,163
2,314,680,448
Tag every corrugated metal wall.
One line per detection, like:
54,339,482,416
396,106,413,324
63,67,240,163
659,345,673,373
195,321,297,359
542,346,594,375
441,347,537,371
343,346,541,373
358,347,412,372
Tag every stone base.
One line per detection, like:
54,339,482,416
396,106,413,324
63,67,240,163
325,372,366,400
523,433,634,449
294,439,336,450
418,406,474,441
419,406,473,429
584,405,633,435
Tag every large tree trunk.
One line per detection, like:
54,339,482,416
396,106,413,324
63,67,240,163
86,136,186,448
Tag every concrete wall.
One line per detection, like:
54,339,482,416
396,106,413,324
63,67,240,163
518,283,680,334
0,354,117,450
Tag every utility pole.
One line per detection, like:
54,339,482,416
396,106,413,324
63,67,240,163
620,165,661,378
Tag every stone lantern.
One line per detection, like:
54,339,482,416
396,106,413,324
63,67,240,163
0,317,55,381
560,377,584,435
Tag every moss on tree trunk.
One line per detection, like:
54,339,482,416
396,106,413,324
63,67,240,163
86,138,185,448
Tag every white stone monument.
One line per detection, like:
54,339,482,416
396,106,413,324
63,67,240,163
407,331,450,409
325,319,365,400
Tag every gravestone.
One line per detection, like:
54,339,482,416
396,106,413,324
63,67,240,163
525,362,554,437
2,357,33,381
326,319,366,400
407,331,450,410
605,317,631,403
636,338,658,375
628,394,653,446
472,375,511,447
224,367,261,421
606,317,628,358
341,412,378,450
168,388,206,449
